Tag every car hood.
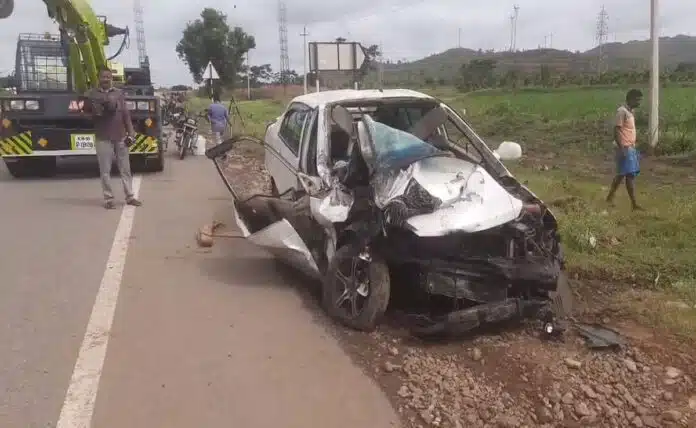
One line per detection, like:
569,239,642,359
372,156,524,236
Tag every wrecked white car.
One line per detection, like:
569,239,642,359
206,89,571,337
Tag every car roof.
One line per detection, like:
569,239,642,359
290,89,434,108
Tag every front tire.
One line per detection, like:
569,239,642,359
322,243,390,332
179,135,189,160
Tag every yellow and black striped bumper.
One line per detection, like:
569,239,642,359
0,132,159,156
0,131,33,156
129,134,160,154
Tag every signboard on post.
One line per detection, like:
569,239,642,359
308,42,368,90
202,61,220,99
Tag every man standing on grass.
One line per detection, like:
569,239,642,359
207,94,229,146
84,66,142,209
605,89,643,210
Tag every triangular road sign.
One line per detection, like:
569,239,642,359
202,61,219,80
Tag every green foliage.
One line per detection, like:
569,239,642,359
366,36,696,86
435,85,696,156
175,8,255,87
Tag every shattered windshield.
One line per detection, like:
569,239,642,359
363,115,446,170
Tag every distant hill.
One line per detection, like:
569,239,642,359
375,35,696,82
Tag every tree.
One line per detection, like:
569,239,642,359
175,8,255,87
457,59,497,91
248,64,273,87
270,70,300,85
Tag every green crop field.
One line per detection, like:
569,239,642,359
192,85,696,338
436,85,696,156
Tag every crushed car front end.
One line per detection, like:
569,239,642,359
352,114,567,336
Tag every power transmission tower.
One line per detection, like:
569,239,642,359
277,1,290,91
512,5,520,51
596,5,609,75
300,25,309,94
133,0,148,69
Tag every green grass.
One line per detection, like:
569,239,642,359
191,88,696,336
187,97,286,138
436,85,696,155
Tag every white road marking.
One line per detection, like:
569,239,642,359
56,175,142,428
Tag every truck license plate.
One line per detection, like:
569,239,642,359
71,134,96,150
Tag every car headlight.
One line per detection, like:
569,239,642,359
25,100,40,110
125,101,136,110
137,101,149,110
10,100,24,110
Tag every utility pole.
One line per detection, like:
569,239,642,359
300,25,309,94
512,5,519,51
378,42,384,89
246,50,251,100
649,0,659,148
549,33,553,48
596,6,609,75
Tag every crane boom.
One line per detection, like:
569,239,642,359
0,0,165,177
1,0,128,91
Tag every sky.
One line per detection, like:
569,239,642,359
0,0,694,87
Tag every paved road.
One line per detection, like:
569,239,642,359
0,154,400,428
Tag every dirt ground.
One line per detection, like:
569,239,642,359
211,136,696,428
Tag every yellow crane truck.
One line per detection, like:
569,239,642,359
0,0,164,177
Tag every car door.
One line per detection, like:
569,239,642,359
265,102,311,194
206,137,321,278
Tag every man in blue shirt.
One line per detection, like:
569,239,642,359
207,95,229,146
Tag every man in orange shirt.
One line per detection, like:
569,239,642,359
605,89,642,210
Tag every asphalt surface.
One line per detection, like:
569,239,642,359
0,153,400,428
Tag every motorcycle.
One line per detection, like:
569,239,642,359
174,111,208,160
173,113,196,159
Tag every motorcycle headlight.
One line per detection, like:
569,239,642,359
186,118,196,125
125,101,136,110
25,100,40,110
137,101,149,110
10,100,24,110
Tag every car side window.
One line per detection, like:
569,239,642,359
279,105,309,155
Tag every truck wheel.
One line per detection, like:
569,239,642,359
322,243,390,332
4,158,55,178
5,159,31,178
149,153,164,172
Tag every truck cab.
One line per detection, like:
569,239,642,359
0,33,163,177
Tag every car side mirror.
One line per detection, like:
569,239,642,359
493,141,522,161
297,172,324,196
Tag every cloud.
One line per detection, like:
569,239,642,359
1,0,693,87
